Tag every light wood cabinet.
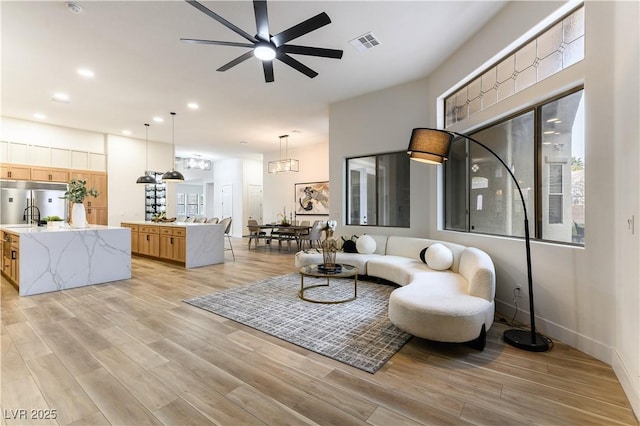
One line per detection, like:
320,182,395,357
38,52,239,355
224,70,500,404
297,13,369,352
159,227,186,262
69,170,108,224
87,172,107,208
87,207,108,226
0,164,31,180
138,225,159,257
31,166,69,183
123,223,186,264
1,232,20,288
121,223,139,254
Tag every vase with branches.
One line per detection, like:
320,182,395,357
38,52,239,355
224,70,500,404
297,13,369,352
61,179,99,228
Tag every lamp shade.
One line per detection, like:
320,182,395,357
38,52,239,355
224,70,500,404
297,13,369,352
136,123,157,184
136,174,157,184
161,169,185,181
163,112,184,181
407,128,454,164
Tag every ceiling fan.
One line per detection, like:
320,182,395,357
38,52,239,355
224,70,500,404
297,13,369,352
181,0,343,83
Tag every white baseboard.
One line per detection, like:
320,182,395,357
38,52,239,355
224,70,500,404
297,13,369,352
495,298,611,363
612,350,640,420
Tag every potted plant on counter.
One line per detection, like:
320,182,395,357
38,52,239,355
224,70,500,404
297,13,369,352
61,179,99,228
43,215,64,229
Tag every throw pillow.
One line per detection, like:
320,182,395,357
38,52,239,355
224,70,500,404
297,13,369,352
342,239,358,253
424,243,454,271
356,234,376,254
419,247,429,264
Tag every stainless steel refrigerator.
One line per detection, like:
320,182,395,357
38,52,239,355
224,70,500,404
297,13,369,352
0,181,68,225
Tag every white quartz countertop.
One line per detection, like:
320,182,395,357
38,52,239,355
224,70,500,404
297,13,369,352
121,221,219,227
1,224,126,234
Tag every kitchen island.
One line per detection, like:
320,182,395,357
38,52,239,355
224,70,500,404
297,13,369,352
1,224,131,296
120,221,224,268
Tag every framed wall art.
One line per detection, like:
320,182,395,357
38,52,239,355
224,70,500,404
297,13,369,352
295,181,329,215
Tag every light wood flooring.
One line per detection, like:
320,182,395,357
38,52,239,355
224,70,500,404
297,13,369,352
1,238,637,425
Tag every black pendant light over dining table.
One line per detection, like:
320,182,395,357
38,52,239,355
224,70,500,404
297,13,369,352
162,112,185,181
136,123,157,184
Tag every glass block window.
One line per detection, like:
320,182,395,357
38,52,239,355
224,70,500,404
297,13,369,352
445,6,584,128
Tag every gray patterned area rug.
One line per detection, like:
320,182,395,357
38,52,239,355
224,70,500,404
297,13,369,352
184,273,411,373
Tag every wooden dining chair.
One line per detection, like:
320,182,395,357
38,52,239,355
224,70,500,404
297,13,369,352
247,219,267,249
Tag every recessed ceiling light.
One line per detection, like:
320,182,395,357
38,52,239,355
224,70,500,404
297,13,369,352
122,130,132,136
240,141,248,145
153,116,164,123
77,68,95,78
543,130,554,135
33,113,47,120
187,102,199,110
52,92,70,103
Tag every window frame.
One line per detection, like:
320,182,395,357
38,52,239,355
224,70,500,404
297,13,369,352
444,86,584,246
345,150,410,228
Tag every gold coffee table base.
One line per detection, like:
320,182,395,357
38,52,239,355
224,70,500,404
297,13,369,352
298,264,358,304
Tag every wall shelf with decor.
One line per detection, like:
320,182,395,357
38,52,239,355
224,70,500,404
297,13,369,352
144,171,165,221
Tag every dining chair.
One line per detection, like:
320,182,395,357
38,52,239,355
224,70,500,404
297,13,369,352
219,217,235,261
195,216,207,223
300,220,324,249
176,215,187,222
206,217,219,224
246,219,267,249
185,217,196,223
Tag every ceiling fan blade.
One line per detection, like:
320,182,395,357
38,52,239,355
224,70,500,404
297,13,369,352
277,53,318,79
181,39,254,48
271,12,331,47
262,60,274,83
217,50,255,72
185,0,257,43
280,44,343,59
253,0,270,41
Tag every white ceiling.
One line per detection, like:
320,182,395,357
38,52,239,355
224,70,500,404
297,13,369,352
1,1,506,161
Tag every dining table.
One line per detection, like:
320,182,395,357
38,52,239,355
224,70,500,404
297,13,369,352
256,224,311,252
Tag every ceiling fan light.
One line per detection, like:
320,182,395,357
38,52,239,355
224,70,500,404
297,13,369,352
254,44,276,61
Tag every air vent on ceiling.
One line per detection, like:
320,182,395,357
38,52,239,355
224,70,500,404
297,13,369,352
349,32,380,52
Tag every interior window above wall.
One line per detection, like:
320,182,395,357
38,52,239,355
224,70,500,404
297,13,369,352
346,152,410,227
444,5,584,128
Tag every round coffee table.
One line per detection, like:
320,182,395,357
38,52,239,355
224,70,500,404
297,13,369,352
298,264,358,304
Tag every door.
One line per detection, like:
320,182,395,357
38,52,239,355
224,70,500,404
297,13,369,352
247,184,263,223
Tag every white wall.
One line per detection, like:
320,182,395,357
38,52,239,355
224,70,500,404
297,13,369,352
328,0,639,416
1,116,105,153
212,158,243,236
263,141,329,226
106,134,171,224
611,1,640,415
330,79,432,238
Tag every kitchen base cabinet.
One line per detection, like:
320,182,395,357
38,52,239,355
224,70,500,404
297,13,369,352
121,223,139,253
121,222,223,268
159,227,186,262
138,225,159,257
1,231,20,289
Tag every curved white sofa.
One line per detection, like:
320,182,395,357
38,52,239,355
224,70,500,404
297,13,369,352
294,235,495,349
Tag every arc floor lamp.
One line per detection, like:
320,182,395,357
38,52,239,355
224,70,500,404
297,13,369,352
407,127,550,352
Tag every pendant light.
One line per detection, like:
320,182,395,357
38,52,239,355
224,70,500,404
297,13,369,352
136,123,157,184
162,112,185,181
267,134,299,173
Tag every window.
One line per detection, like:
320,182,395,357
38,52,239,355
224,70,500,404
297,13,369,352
347,152,410,227
444,6,584,127
445,88,585,245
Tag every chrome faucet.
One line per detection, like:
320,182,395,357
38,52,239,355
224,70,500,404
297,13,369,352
23,205,41,225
